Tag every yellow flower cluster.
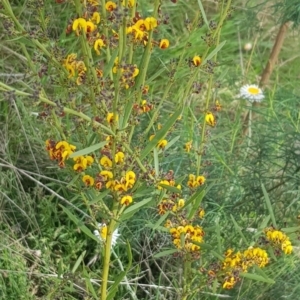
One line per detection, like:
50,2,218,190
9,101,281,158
105,0,135,10
187,174,206,188
82,174,95,186
73,155,94,172
157,198,185,215
45,139,76,168
62,53,87,85
133,100,153,114
184,141,193,153
106,112,119,125
205,112,216,127
99,151,125,168
97,156,136,203
149,135,168,150
193,55,202,66
112,58,140,89
157,178,181,190
222,247,269,289
169,224,204,253
265,228,293,255
72,13,100,35
127,17,158,42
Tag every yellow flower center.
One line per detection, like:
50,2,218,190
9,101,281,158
101,225,107,240
247,87,259,95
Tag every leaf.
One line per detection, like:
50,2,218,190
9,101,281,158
164,135,180,151
158,184,182,194
120,197,154,221
240,272,275,284
258,216,271,231
72,251,86,273
154,249,178,258
106,271,126,300
70,141,107,158
281,226,300,233
203,40,226,64
152,211,170,230
153,147,159,177
140,107,182,160
183,185,206,209
187,188,206,220
261,184,277,227
60,205,99,242
82,267,98,299
103,48,119,78
196,0,209,28
230,214,248,244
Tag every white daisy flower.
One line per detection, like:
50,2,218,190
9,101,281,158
93,223,120,248
239,84,264,103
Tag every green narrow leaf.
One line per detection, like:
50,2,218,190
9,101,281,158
184,186,206,209
154,248,178,258
282,226,300,233
140,107,182,160
72,251,86,273
240,272,275,284
258,216,271,231
261,184,277,227
230,214,248,244
106,271,126,300
103,48,119,78
158,184,182,194
60,205,99,242
82,267,98,299
151,211,170,230
153,147,159,176
120,197,154,221
203,41,226,64
187,188,206,220
197,0,209,28
164,135,180,151
70,141,107,158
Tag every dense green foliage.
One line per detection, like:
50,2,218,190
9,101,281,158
1,0,300,299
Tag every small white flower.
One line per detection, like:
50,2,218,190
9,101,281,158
239,84,264,103
244,43,252,51
93,223,120,248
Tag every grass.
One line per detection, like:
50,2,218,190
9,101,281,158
1,0,300,299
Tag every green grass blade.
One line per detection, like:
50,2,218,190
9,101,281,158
60,205,99,242
261,184,277,227
230,214,248,244
240,272,275,284
71,251,86,273
154,249,178,258
140,107,182,160
203,40,226,64
197,0,209,28
70,141,107,158
120,197,154,221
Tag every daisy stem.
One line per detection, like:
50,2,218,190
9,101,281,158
245,105,252,158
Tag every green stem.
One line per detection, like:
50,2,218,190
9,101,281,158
2,0,65,72
0,81,115,136
101,0,112,80
196,0,232,175
100,218,116,300
135,0,160,102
